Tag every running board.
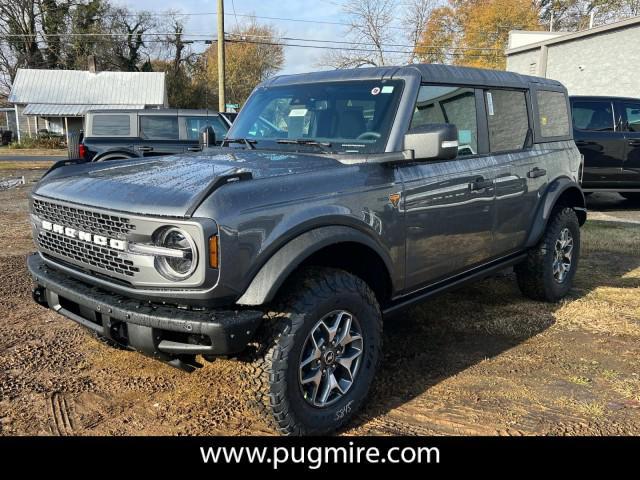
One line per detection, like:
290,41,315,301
382,252,527,317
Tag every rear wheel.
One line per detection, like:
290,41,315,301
516,207,580,302
250,267,382,435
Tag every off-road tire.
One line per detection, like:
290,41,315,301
515,207,580,302
620,192,640,201
249,267,382,435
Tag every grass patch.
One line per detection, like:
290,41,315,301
568,376,592,386
0,161,54,171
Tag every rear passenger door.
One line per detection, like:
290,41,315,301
399,85,496,290
619,100,640,187
137,114,183,157
572,99,625,187
487,88,545,254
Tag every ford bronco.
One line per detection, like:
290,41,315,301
28,64,586,435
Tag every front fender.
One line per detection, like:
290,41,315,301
236,225,393,306
525,177,586,248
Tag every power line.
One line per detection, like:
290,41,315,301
2,31,503,53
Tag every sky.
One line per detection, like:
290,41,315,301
112,0,354,75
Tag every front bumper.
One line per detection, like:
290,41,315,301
27,253,264,367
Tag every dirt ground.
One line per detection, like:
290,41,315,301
1,165,639,436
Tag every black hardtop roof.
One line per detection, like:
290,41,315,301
264,63,564,90
86,108,221,115
570,95,640,102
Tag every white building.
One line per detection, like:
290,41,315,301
506,16,640,97
8,68,167,143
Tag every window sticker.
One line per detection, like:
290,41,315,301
288,108,308,117
371,87,381,96
541,116,548,126
381,85,394,94
486,92,494,116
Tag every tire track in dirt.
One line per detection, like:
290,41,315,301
48,392,76,436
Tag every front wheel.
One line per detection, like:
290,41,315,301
515,207,581,302
251,267,382,435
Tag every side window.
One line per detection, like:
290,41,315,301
184,116,228,140
572,101,614,131
622,102,640,133
411,85,478,156
92,114,130,136
139,115,179,140
537,90,570,138
486,89,529,152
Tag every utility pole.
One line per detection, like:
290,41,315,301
217,0,226,112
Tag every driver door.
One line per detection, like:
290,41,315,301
399,85,496,291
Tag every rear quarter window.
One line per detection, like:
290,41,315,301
92,115,131,136
537,90,570,137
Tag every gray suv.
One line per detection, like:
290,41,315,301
27,64,586,435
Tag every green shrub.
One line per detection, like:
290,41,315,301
7,136,65,150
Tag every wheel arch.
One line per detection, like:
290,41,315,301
93,150,137,162
236,226,395,307
525,177,586,248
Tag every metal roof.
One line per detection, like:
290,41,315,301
23,103,145,116
8,69,166,106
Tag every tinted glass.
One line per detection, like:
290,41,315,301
623,103,640,132
537,90,570,137
227,80,403,154
572,101,614,131
92,114,130,136
487,89,529,152
184,116,228,140
139,115,179,140
411,85,478,156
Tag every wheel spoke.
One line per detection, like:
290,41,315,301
318,372,339,404
337,348,362,374
300,335,321,369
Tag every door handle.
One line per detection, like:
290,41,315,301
469,177,493,191
187,146,202,152
527,167,547,179
137,146,153,152
628,140,640,147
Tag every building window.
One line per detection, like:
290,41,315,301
411,85,478,156
139,115,179,140
486,89,529,152
92,114,131,136
572,101,614,131
537,90,570,138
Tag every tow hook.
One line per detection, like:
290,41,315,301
32,286,48,307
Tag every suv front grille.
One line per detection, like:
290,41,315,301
33,198,136,238
37,230,140,277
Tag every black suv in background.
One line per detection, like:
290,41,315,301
79,109,233,162
570,96,640,199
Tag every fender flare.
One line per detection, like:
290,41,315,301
236,225,393,306
94,150,138,162
525,177,586,248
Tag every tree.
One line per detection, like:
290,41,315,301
415,0,542,69
322,0,397,68
201,20,284,107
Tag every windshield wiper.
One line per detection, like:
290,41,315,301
223,138,257,149
276,138,333,153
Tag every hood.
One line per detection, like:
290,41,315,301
33,150,343,217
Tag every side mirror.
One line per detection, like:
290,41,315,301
199,126,216,148
403,124,459,161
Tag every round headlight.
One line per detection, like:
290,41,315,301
155,227,198,281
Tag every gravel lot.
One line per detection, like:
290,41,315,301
1,165,639,436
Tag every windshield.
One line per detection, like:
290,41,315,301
227,80,403,154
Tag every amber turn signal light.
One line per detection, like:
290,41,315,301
209,235,219,269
